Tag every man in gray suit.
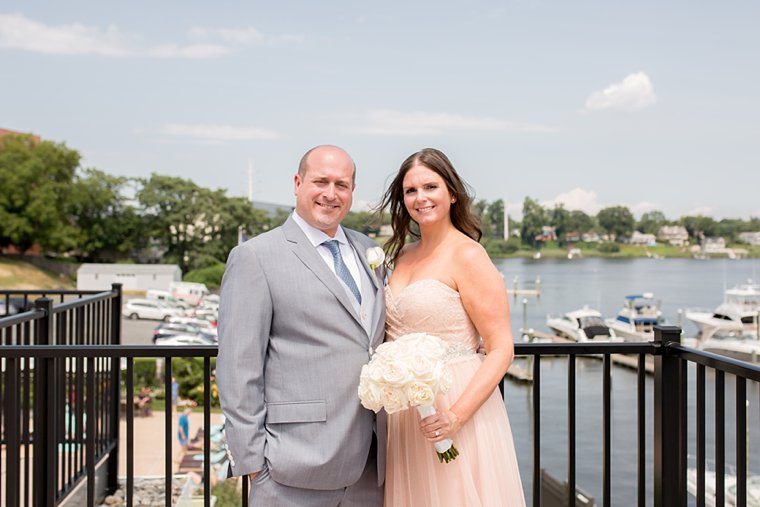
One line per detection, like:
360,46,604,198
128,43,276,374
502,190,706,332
217,145,386,506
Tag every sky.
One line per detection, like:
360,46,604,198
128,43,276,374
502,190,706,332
2,1,759,220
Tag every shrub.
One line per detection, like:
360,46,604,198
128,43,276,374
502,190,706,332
597,241,620,253
172,357,220,407
125,358,159,389
184,263,226,289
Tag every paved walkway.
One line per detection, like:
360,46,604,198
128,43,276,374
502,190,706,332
119,409,225,476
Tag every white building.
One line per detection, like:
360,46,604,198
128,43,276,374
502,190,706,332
658,226,689,247
77,263,182,292
738,231,760,246
702,237,727,254
630,231,657,246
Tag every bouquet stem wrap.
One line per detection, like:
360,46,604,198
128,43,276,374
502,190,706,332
416,404,459,463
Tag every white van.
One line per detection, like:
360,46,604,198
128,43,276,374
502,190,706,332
146,289,189,309
169,282,209,306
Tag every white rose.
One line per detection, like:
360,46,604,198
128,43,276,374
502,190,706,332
358,376,383,412
381,386,408,414
404,381,436,406
409,353,436,382
380,360,412,387
366,246,385,270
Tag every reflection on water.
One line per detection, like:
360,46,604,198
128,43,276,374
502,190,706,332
494,259,760,505
504,356,760,507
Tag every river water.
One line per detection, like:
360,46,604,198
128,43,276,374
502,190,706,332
492,257,760,506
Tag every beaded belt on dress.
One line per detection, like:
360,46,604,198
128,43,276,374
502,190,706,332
443,342,478,362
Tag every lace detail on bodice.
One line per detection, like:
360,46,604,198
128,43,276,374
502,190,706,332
385,279,480,355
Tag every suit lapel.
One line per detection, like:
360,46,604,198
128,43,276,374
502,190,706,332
283,217,362,325
345,231,385,340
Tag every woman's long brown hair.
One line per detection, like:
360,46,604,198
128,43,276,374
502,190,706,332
377,148,482,266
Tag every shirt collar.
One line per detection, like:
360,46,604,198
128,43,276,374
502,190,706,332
292,211,349,248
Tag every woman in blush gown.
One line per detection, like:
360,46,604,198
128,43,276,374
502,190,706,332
377,148,525,507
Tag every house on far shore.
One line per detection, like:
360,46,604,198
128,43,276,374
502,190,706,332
658,225,689,246
630,231,657,247
77,263,181,292
738,231,760,247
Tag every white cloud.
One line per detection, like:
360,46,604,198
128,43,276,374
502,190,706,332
0,13,230,58
542,187,603,215
630,201,658,215
159,123,279,143
189,26,303,45
584,72,658,112
0,13,133,56
687,206,714,216
358,109,556,136
149,43,229,59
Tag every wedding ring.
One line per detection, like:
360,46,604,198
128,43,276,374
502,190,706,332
435,431,439,437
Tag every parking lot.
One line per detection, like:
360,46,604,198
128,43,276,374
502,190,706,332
121,317,161,345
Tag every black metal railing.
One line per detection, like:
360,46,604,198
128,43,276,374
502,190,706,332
1,285,122,506
2,291,760,507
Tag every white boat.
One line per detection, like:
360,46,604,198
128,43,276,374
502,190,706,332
698,329,760,363
687,467,760,506
547,306,620,342
605,293,663,342
687,281,760,341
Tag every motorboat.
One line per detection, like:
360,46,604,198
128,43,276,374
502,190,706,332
686,281,760,341
606,293,663,342
687,467,760,506
697,329,760,363
547,306,620,342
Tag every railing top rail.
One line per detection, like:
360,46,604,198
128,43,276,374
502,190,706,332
51,289,117,313
0,344,219,358
668,342,760,382
515,341,659,355
0,289,106,296
0,308,45,328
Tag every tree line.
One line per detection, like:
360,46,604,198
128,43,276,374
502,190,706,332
0,134,277,275
473,197,760,254
2,134,758,275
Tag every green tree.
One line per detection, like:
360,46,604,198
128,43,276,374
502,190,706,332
137,175,270,272
597,206,634,241
565,210,596,234
680,215,719,240
487,199,505,239
68,169,144,261
342,211,382,236
637,210,668,235
0,135,80,253
520,197,546,247
550,204,570,245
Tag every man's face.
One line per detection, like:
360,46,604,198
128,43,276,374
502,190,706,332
294,147,355,237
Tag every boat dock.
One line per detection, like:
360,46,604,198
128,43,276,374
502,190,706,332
506,330,655,383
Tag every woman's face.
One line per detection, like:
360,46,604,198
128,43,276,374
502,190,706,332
401,164,454,227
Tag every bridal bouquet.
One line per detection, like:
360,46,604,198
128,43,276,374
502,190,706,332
358,332,460,463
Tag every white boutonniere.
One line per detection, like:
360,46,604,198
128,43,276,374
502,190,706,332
366,246,385,270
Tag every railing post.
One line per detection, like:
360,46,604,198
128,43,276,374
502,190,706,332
33,297,56,507
653,325,685,507
107,284,122,494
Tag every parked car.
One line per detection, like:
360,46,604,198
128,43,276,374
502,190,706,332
153,333,216,346
166,316,218,336
1,300,19,316
152,322,216,343
146,289,190,309
122,299,184,321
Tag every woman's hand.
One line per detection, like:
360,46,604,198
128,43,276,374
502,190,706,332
420,408,462,442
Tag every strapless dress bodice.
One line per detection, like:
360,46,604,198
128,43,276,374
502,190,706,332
384,279,480,353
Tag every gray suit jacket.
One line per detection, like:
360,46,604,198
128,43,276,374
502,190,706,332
217,216,387,490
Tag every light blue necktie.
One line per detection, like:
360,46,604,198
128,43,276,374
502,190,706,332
322,240,362,304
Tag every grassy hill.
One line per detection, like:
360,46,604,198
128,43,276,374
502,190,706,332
0,258,74,290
